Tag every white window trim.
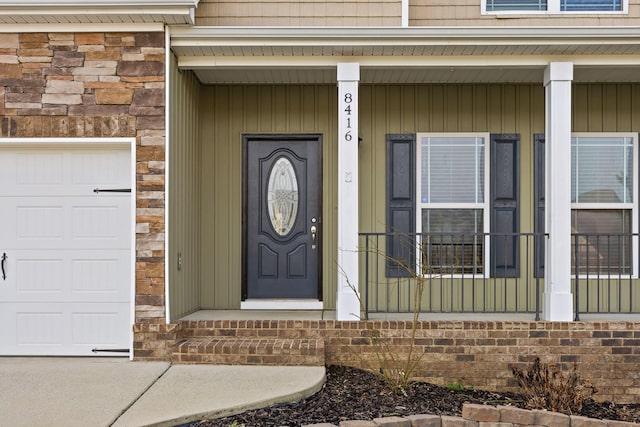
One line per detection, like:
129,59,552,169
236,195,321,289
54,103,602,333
481,0,628,15
415,132,491,278
570,132,638,278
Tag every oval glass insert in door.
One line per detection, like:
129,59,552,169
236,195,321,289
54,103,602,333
267,156,299,236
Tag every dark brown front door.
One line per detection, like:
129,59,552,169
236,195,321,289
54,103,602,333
243,134,322,300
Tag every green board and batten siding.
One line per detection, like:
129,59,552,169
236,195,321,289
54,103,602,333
360,84,544,237
169,56,202,320
168,81,640,313
199,85,338,309
573,84,640,132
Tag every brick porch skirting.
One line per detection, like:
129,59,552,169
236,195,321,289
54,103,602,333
134,319,640,404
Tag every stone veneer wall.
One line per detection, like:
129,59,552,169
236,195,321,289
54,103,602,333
0,33,167,350
173,319,640,403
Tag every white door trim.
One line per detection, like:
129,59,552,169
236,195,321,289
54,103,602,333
165,26,172,325
0,137,136,358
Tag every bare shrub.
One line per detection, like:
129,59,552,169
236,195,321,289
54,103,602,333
511,357,597,415
340,232,427,396
360,301,425,396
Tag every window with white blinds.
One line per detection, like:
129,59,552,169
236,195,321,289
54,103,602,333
485,0,624,12
417,134,489,275
571,134,638,275
486,0,546,11
561,0,621,10
572,136,633,204
420,136,485,204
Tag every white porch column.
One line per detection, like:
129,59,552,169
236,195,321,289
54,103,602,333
336,62,361,320
543,61,574,321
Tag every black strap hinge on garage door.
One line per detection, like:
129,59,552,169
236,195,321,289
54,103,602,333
93,188,132,194
92,348,130,354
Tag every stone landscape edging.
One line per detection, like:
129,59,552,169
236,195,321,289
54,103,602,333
301,403,639,427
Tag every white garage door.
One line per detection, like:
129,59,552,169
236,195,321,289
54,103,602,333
0,143,132,356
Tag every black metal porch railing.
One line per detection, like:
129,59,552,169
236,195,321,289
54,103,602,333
572,233,640,320
359,231,640,320
358,232,546,319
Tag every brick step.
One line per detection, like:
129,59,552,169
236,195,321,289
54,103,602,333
178,319,321,340
172,337,325,366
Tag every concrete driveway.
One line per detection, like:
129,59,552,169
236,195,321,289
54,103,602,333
0,357,325,427
0,357,169,427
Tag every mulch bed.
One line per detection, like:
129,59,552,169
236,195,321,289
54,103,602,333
188,365,640,427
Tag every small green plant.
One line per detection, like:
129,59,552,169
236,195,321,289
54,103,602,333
446,377,472,391
511,357,597,415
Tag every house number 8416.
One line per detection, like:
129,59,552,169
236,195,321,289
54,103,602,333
343,93,353,142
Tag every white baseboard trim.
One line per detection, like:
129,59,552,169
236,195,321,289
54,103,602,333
240,299,324,310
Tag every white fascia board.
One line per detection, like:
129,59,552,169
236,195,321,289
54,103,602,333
170,25,640,43
178,56,339,68
177,55,640,69
0,0,198,7
0,7,193,17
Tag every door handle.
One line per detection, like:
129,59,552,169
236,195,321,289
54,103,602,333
93,188,131,194
1,252,6,280
310,225,317,250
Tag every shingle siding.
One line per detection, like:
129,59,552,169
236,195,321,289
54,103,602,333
195,0,402,26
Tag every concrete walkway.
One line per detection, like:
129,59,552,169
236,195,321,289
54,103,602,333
0,358,326,427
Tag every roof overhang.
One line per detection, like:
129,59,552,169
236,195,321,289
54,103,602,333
171,26,640,84
0,0,199,25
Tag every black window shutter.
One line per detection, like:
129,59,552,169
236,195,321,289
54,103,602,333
490,133,520,278
534,134,545,277
386,134,416,277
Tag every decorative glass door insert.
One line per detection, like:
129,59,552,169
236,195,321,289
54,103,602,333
267,157,299,237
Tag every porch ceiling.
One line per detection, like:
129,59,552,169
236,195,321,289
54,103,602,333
172,26,640,84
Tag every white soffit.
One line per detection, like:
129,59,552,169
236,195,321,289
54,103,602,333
0,0,199,24
171,26,640,59
172,26,640,84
